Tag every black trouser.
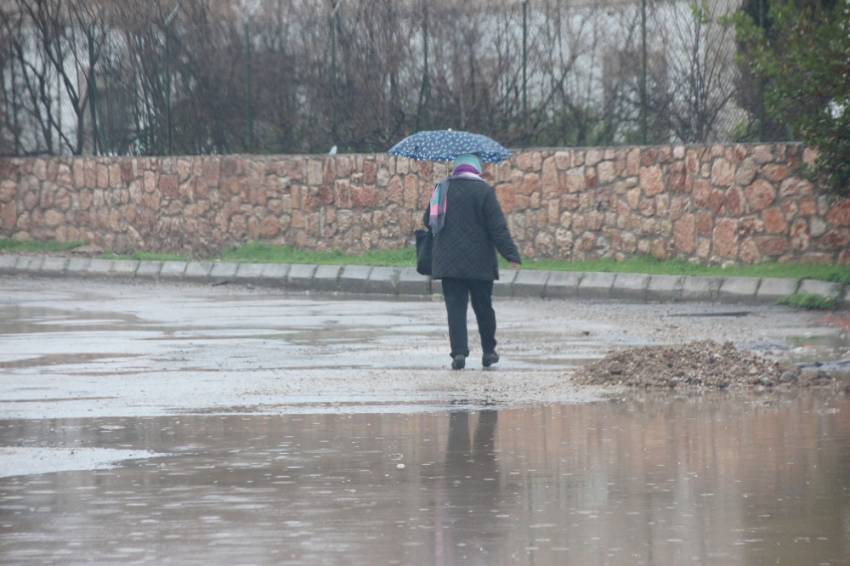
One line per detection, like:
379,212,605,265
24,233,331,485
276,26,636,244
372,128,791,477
441,278,497,358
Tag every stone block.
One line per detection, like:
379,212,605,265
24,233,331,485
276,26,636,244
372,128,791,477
397,267,430,296
313,265,342,292
209,262,239,280
718,277,760,302
798,279,842,300
578,272,616,299
611,273,650,301
0,255,19,273
66,257,91,275
136,261,163,278
85,258,114,276
159,261,188,279
287,264,317,290
40,256,68,275
755,278,799,303
512,270,550,298
15,256,44,272
339,265,373,294
681,276,723,301
184,261,214,281
543,272,582,299
367,266,399,295
260,264,291,286
646,275,683,302
493,270,518,297
234,263,267,284
111,260,140,277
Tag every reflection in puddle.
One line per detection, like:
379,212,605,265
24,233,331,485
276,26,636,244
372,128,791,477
1,394,848,565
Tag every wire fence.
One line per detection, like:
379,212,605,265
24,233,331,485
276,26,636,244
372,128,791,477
0,0,777,158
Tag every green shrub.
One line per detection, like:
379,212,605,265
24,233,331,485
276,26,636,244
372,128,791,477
779,293,839,311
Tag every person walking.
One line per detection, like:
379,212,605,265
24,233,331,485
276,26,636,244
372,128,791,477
423,154,521,370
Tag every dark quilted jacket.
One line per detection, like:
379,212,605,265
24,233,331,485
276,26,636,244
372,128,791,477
422,176,521,281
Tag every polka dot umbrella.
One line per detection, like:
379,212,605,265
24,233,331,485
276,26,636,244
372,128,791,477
387,129,512,164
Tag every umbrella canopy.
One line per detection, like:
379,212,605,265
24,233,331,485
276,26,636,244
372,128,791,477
387,130,511,164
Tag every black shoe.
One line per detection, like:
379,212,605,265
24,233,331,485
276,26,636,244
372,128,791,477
482,351,500,368
451,355,466,370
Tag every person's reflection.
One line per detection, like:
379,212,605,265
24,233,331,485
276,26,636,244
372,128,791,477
437,406,502,565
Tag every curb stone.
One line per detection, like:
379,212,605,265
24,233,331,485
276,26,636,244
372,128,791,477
159,261,188,279
0,255,18,273
40,256,68,275
313,265,342,292
287,264,317,289
797,279,842,300
233,263,266,285
136,261,163,279
397,267,430,296
494,270,518,297
184,261,214,281
367,267,399,295
111,260,140,277
16,255,44,272
66,257,91,275
85,258,114,277
339,265,373,294
209,262,239,281
543,272,583,298
578,272,616,299
646,275,683,302
681,276,723,301
756,278,799,303
260,264,291,287
611,273,650,301
0,254,846,308
512,271,550,298
718,277,760,303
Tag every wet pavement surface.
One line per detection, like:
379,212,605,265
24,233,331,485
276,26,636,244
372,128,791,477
1,276,849,564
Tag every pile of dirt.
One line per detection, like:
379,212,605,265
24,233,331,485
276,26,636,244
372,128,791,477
575,340,839,390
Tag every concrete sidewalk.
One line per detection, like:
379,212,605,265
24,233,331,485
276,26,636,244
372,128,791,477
0,253,847,307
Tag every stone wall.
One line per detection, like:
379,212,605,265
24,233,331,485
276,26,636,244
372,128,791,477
0,143,848,264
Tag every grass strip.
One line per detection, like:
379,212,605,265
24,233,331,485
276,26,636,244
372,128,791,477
100,251,188,262
0,239,83,253
779,293,839,310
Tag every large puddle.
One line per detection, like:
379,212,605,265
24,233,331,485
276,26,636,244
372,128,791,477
1,277,849,564
2,395,849,565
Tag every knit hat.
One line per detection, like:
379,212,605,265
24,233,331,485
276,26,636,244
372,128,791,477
451,154,483,173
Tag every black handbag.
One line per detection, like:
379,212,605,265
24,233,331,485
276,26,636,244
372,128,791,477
415,229,433,276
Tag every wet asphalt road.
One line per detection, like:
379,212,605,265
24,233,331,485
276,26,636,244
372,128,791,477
1,276,849,565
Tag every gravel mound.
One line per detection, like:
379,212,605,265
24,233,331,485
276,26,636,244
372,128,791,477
576,340,838,390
